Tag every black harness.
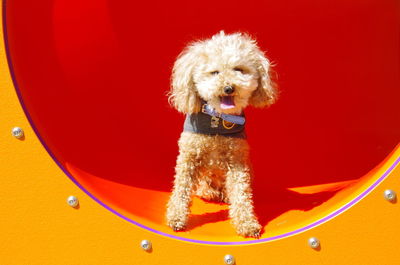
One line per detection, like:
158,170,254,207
183,103,246,139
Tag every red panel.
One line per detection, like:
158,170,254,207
4,0,400,238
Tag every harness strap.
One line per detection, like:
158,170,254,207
202,104,246,125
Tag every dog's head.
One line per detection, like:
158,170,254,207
169,31,277,115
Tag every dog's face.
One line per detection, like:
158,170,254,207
193,45,260,115
169,31,277,114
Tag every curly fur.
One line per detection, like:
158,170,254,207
166,31,277,237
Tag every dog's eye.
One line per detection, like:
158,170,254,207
210,71,220,75
233,67,244,73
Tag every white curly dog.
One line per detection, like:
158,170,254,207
167,31,277,237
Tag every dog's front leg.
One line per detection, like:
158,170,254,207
166,152,196,231
225,164,261,238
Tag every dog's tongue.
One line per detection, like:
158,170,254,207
220,96,235,109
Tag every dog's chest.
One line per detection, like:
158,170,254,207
203,146,231,166
208,150,221,162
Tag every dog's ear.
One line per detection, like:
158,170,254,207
169,46,202,114
249,50,278,108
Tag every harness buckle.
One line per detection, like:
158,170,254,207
201,104,207,114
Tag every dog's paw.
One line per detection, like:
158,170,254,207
167,218,187,232
166,207,188,232
166,202,190,232
247,229,261,239
236,220,262,238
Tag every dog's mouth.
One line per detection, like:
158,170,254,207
220,96,235,110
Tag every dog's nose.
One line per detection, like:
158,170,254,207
223,85,234,94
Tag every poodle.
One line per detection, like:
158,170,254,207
166,31,277,238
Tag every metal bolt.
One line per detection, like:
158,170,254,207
384,189,396,202
12,127,24,139
308,237,320,249
224,254,235,265
140,240,152,251
67,196,79,208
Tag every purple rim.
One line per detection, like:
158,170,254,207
3,1,400,245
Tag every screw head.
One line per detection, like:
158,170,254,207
308,237,320,249
12,127,24,139
67,196,79,208
224,254,235,265
140,240,152,251
384,189,396,202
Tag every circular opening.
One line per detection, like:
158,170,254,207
4,0,399,243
